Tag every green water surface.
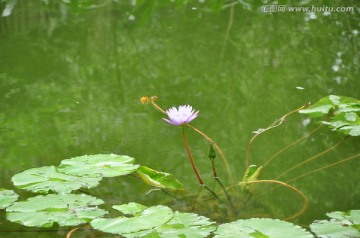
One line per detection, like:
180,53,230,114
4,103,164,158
0,1,359,237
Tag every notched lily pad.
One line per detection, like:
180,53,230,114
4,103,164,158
6,194,107,227
310,210,360,238
58,154,139,177
0,189,18,209
214,218,313,238
136,166,184,191
11,166,101,194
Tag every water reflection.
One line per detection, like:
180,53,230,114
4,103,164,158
0,1,359,236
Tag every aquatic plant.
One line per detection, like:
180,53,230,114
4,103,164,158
0,95,359,237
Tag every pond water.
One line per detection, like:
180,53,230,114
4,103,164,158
0,1,359,237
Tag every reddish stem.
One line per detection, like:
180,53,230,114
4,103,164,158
181,127,204,185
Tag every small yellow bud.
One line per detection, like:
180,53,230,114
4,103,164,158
140,96,149,104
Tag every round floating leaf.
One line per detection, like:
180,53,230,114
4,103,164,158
58,154,139,177
11,166,101,194
156,211,216,238
214,218,313,238
91,205,174,237
92,203,215,238
214,223,254,238
113,202,148,216
0,189,18,209
6,194,107,227
310,210,360,238
136,166,184,191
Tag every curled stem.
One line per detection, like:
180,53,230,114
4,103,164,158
236,180,308,220
66,226,88,238
245,103,310,167
286,152,360,183
275,137,346,180
263,125,323,167
250,147,358,209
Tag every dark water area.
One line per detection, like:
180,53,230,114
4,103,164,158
0,0,359,237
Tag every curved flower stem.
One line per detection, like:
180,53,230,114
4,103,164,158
149,97,231,181
150,97,166,114
181,127,204,185
66,226,89,238
230,179,308,220
275,137,347,180
186,124,234,183
286,152,360,183
263,125,323,167
245,103,310,168
250,138,353,207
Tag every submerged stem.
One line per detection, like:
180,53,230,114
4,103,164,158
181,127,204,185
250,138,355,207
214,176,236,211
263,125,323,167
236,180,308,220
220,4,234,61
275,137,347,180
286,153,360,183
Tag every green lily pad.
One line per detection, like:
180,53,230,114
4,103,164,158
155,211,216,238
113,202,148,216
214,218,313,238
11,166,101,194
310,210,360,238
6,194,107,227
299,95,360,117
91,203,215,238
299,95,360,136
58,154,139,177
326,210,360,224
136,166,184,191
91,204,174,236
0,189,18,209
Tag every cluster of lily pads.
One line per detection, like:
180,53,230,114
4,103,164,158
299,95,360,136
1,154,358,237
0,95,359,237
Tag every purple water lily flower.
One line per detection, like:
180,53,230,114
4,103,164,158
163,105,199,126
